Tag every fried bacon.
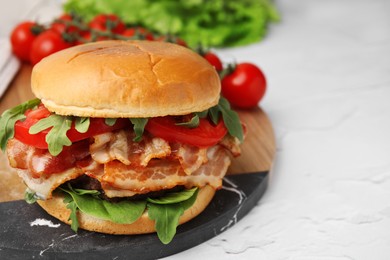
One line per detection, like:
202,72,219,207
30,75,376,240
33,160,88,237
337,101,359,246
101,145,231,198
7,138,89,178
6,128,241,199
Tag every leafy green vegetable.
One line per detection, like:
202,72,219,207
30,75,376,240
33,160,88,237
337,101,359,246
208,105,221,125
63,0,279,47
217,97,244,142
104,118,117,126
175,110,209,128
147,188,198,244
61,186,146,225
173,97,243,142
208,97,243,141
29,115,73,156
74,117,90,133
147,203,182,244
0,98,41,151
147,187,197,204
64,196,79,232
175,114,200,128
60,185,199,244
130,118,148,142
24,189,39,204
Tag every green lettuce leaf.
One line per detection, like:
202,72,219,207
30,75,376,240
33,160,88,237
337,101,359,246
63,0,279,47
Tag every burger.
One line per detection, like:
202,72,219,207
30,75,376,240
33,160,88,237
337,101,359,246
0,40,243,244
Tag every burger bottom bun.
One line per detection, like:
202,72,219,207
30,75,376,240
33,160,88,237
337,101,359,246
37,185,215,235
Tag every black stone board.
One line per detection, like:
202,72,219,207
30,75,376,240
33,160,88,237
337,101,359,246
0,172,268,259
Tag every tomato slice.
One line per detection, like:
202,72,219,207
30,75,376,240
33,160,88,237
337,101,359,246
145,116,227,147
14,105,129,149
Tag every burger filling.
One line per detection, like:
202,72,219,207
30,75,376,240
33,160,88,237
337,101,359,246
0,97,244,243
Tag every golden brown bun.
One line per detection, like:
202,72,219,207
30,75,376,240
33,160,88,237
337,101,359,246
31,40,221,118
37,185,215,235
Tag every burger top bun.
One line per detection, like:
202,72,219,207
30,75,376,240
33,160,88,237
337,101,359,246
31,40,221,118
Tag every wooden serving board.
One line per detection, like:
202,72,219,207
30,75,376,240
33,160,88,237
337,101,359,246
0,64,275,259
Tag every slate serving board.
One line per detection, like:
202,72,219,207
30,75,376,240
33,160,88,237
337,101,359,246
0,172,268,259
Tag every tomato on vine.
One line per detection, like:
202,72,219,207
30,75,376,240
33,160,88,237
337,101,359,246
121,27,154,40
221,63,267,109
203,52,223,71
89,14,125,34
30,30,73,65
10,21,43,62
51,14,76,34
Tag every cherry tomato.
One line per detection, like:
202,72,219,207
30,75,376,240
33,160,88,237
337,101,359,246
221,63,267,109
30,30,73,65
122,27,154,40
10,21,42,62
76,31,110,45
145,116,227,147
51,14,79,34
203,52,223,71
89,14,125,34
14,104,129,149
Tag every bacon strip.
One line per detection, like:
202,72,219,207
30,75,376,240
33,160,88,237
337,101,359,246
100,145,231,197
6,127,238,199
7,138,89,178
16,167,83,199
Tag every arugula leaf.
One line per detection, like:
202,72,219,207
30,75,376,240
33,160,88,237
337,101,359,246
60,186,146,228
73,188,100,196
74,117,90,133
147,188,198,244
147,203,183,244
147,187,198,204
130,118,148,142
171,97,243,141
24,189,39,204
218,97,244,142
103,200,146,224
29,115,73,156
208,105,221,125
175,114,200,128
208,97,243,141
59,184,199,244
0,98,41,151
197,110,209,119
175,110,209,128
66,200,79,232
105,118,117,126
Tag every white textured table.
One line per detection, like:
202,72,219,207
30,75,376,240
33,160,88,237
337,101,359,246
1,0,390,259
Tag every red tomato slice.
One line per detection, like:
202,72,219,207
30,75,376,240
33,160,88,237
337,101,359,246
145,116,227,147
14,105,129,149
